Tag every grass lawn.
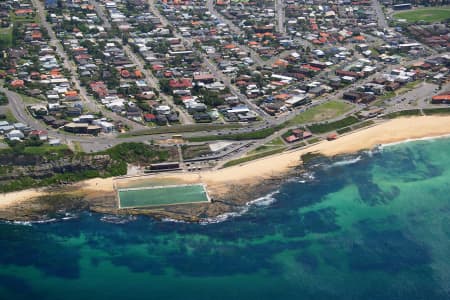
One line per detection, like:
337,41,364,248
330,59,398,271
22,144,70,156
247,137,285,155
181,144,211,159
307,116,360,134
1,109,17,123
223,147,286,168
20,94,45,104
120,123,241,138
394,8,450,23
286,100,354,127
395,80,422,95
383,109,422,119
0,26,12,50
307,137,322,144
187,125,284,142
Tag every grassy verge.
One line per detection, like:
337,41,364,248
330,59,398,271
383,109,421,119
423,108,450,115
0,91,7,105
307,116,359,134
372,92,396,105
289,141,307,149
0,26,12,50
188,125,284,142
247,137,285,155
21,145,70,156
352,120,375,130
307,137,321,144
286,100,354,126
181,144,211,159
1,109,17,123
336,127,352,134
20,94,45,104
222,147,286,168
396,80,422,95
119,123,242,137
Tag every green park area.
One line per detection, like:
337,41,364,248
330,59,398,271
286,100,354,127
394,8,450,23
0,27,12,49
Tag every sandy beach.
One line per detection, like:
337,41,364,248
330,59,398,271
0,189,47,209
134,115,450,195
1,115,450,209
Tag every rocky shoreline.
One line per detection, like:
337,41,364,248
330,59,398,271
0,167,304,223
4,116,450,223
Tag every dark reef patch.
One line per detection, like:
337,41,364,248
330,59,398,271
348,230,430,273
0,224,81,279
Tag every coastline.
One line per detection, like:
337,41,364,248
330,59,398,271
1,115,450,220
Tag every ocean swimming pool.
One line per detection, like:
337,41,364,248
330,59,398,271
118,184,210,208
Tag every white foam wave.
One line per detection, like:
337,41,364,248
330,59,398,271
100,215,136,224
246,190,279,207
161,217,187,223
330,155,362,167
32,218,58,224
199,209,249,225
10,221,32,226
199,190,280,225
379,134,450,150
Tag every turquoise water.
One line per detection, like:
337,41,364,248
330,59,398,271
1,137,450,299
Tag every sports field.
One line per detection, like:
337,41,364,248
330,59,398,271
118,184,210,208
394,8,450,23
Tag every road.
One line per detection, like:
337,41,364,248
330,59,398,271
89,0,111,30
372,0,388,29
275,0,286,34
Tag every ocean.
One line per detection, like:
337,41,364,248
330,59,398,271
1,137,450,300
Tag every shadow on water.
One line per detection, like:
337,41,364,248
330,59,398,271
0,224,81,279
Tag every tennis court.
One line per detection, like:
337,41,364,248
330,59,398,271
118,184,210,208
